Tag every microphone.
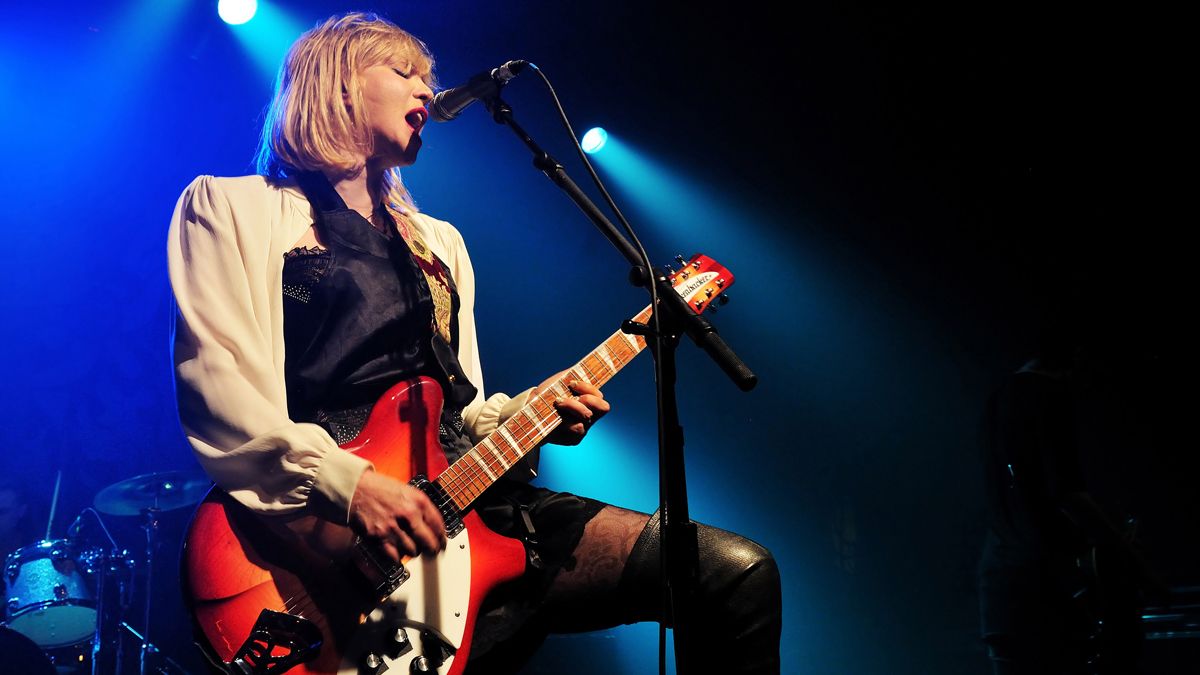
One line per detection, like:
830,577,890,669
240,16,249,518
429,60,528,122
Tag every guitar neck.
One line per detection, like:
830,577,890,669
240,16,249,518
435,304,652,511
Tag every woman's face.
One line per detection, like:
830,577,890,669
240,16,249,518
358,62,433,168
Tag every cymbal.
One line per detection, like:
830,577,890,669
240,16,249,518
94,470,211,516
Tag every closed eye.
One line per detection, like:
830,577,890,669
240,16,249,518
392,67,414,78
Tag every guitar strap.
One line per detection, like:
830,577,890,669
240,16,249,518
292,171,455,347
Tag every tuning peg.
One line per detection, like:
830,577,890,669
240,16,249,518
675,254,686,266
719,295,730,305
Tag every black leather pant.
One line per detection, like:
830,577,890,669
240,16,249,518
616,512,783,675
467,510,782,674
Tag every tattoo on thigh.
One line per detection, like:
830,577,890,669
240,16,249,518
549,506,649,598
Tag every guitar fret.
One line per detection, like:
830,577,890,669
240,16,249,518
472,446,500,481
579,358,599,382
570,364,589,385
532,394,559,424
605,339,629,365
457,455,487,498
522,407,552,440
505,417,537,451
488,432,516,470
612,334,635,358
466,465,487,502
618,329,639,352
596,345,617,374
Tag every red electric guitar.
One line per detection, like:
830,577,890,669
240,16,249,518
182,254,734,674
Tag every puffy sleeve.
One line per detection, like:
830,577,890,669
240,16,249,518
167,176,372,522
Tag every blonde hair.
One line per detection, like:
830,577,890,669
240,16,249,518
255,12,436,214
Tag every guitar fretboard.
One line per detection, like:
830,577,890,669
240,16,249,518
435,305,653,510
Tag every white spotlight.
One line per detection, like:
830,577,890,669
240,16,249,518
218,0,257,26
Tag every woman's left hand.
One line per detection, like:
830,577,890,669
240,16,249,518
534,375,610,446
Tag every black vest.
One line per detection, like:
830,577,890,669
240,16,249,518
281,172,477,454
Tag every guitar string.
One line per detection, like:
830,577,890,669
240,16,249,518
439,309,652,505
442,379,574,499
440,337,641,506
441,337,638,502
443,368,587,500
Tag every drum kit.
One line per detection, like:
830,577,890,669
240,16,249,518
2,470,209,674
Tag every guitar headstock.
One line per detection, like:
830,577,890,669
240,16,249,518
667,253,734,315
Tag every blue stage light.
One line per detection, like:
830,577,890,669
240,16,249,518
218,0,257,25
581,127,608,154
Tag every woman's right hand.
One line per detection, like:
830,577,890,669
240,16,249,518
349,470,447,562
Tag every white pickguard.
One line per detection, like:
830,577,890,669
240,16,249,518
339,527,472,674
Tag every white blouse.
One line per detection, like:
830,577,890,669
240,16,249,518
167,175,530,524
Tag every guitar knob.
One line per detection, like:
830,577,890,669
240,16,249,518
365,653,382,669
411,655,433,673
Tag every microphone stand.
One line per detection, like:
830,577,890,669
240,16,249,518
482,94,756,673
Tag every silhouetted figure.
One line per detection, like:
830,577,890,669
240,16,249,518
979,304,1161,674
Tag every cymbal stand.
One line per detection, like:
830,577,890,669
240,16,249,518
65,506,127,675
121,622,188,674
139,506,161,675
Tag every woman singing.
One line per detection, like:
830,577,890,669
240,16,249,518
168,12,780,674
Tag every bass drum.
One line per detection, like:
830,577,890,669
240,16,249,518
4,539,97,648
0,624,56,675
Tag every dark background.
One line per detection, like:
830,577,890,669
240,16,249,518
0,1,1190,672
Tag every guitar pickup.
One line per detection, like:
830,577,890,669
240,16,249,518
410,475,464,537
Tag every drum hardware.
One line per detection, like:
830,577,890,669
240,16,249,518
118,621,190,674
94,470,209,675
4,470,208,674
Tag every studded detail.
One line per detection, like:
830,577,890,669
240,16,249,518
316,405,373,445
282,246,332,304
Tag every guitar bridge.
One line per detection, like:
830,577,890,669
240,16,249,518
410,475,464,537
229,609,322,674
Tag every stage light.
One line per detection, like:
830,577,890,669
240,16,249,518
218,0,257,25
222,1,305,80
581,127,608,154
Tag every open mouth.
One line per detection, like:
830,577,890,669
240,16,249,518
405,107,428,132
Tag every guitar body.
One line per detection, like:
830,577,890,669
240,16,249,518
183,377,527,674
